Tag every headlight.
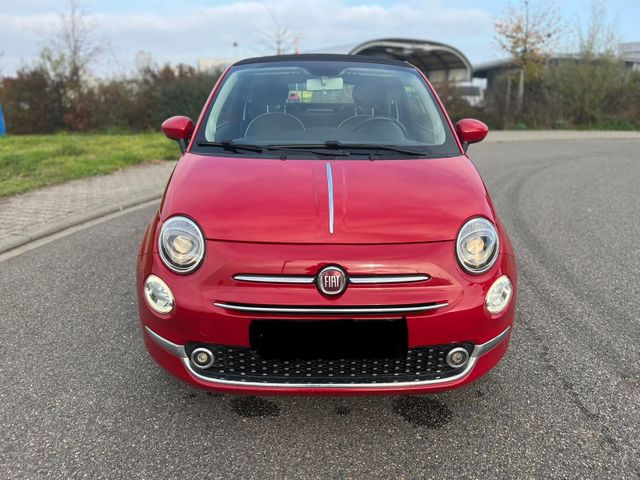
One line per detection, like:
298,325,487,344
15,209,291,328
158,216,205,273
144,275,175,314
456,217,499,274
485,275,513,314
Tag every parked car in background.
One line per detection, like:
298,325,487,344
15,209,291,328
454,82,485,107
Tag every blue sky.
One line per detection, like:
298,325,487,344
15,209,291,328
1,0,638,76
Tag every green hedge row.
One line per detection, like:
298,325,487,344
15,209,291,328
0,64,220,134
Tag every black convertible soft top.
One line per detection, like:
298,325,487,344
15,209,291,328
233,53,411,68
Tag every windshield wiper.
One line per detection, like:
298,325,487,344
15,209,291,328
197,140,431,158
196,141,351,158
324,141,428,156
196,140,264,153
266,145,351,157
269,141,429,156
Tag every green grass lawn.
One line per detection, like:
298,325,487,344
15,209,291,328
0,133,180,197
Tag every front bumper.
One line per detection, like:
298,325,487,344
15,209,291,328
145,324,511,393
138,237,516,395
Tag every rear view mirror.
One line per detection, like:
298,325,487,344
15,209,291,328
306,77,344,91
161,116,195,153
455,119,488,152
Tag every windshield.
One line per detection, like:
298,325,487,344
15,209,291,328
193,60,459,156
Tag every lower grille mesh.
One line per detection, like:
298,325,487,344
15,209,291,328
185,343,473,385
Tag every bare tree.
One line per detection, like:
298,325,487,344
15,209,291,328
255,6,297,55
495,0,562,114
576,1,618,58
41,0,105,85
35,1,106,129
135,51,156,74
548,1,625,126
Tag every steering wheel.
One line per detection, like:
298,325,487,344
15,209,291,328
353,117,408,138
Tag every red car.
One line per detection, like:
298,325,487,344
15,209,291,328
138,54,516,396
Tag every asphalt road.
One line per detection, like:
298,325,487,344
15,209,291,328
1,139,639,479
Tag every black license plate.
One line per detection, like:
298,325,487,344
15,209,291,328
249,319,408,360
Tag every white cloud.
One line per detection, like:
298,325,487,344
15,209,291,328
0,0,494,76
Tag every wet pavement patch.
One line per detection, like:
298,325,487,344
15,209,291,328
333,402,351,416
229,396,280,418
392,397,452,429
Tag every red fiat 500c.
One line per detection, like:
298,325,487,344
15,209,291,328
137,54,516,396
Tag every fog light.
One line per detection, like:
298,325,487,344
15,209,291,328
446,347,469,368
143,275,175,314
190,348,214,369
485,275,513,314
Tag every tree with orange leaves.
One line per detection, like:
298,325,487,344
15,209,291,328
494,0,562,115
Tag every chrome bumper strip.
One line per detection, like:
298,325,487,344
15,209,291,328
144,325,511,389
213,302,448,314
233,274,430,285
471,325,511,358
182,356,479,389
144,326,187,358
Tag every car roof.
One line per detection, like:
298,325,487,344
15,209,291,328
233,53,412,68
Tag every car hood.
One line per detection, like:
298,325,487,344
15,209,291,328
161,153,494,244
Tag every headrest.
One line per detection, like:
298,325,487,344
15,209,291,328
352,82,387,109
251,80,290,106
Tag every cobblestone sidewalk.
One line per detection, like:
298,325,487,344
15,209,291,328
0,160,176,253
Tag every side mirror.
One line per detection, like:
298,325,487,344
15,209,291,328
455,119,488,152
161,116,194,154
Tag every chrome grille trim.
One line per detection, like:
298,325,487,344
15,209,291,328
233,274,430,285
349,274,430,284
233,274,315,284
213,302,448,314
